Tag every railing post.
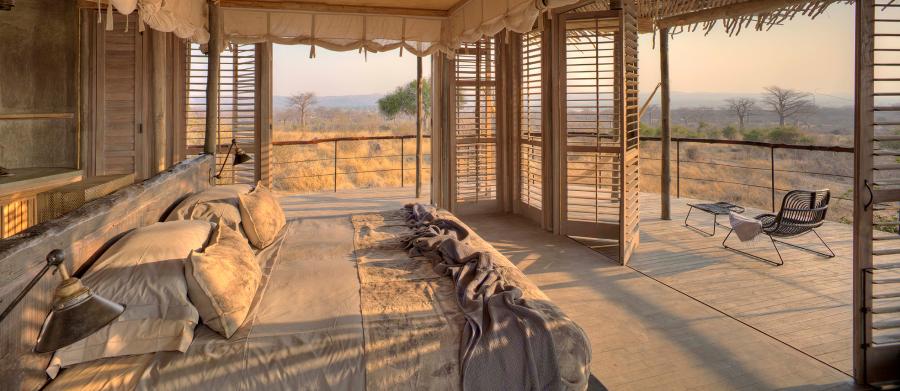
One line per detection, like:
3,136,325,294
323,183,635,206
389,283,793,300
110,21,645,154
334,140,338,192
401,138,405,188
771,146,776,212
676,140,681,198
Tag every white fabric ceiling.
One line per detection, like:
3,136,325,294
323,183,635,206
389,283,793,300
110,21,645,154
101,0,584,55
221,0,581,56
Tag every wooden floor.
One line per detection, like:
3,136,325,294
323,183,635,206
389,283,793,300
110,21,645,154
280,188,857,390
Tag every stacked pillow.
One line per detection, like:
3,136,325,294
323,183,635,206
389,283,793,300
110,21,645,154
47,182,288,376
47,220,213,377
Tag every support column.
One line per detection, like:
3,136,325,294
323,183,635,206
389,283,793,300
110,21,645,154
660,27,672,220
204,3,221,160
151,30,168,175
416,56,424,199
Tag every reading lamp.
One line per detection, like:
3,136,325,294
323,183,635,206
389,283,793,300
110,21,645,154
215,138,253,179
0,249,125,353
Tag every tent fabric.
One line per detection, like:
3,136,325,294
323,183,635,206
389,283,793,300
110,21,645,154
107,0,210,43
220,0,580,56
221,8,446,56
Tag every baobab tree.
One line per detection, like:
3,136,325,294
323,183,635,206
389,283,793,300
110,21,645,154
289,92,316,129
762,86,813,127
725,97,755,130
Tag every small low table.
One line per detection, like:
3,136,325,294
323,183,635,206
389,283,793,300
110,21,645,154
684,202,745,236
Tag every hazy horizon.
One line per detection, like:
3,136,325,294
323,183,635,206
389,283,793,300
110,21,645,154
273,3,853,99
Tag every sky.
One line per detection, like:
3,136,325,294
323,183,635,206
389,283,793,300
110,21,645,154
273,3,853,100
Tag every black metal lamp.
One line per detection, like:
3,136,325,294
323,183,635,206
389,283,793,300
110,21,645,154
0,249,125,353
215,138,253,179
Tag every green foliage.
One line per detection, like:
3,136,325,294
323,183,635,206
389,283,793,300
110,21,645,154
722,126,738,140
767,127,812,144
377,80,432,120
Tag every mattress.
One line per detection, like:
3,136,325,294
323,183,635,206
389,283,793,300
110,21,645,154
46,210,591,390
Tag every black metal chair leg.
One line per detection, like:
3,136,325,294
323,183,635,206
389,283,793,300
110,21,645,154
771,229,836,259
722,229,784,266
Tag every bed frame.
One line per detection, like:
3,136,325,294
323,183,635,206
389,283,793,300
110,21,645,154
0,155,212,391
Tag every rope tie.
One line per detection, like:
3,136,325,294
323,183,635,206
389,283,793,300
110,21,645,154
106,3,114,31
309,15,316,58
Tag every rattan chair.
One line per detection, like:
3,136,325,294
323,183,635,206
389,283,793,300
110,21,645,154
722,189,835,266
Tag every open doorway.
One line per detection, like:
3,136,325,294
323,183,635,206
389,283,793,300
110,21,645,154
269,46,432,197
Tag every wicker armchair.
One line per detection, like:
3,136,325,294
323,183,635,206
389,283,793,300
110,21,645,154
722,189,835,266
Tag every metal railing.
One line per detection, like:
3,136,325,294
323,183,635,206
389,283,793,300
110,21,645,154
272,134,431,193
640,137,855,213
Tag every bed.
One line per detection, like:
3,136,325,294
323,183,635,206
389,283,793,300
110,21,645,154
0,157,591,391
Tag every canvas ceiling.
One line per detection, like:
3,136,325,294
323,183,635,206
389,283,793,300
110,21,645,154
220,0,582,56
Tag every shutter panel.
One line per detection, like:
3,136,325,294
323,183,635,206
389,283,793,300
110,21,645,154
183,43,259,185
96,12,143,178
557,7,640,265
453,38,498,211
619,5,640,263
855,0,900,384
519,29,544,218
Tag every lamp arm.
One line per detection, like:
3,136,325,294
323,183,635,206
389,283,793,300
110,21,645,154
0,263,51,323
215,139,236,179
0,250,62,324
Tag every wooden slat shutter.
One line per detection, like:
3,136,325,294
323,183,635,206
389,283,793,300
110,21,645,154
854,0,900,384
618,5,640,263
183,43,259,185
452,38,498,211
518,29,545,222
94,12,144,179
557,7,640,265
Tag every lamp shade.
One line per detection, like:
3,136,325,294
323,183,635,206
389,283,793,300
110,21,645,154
34,251,125,353
233,148,252,166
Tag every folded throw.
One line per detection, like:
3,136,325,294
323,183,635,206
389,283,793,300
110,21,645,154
729,212,763,242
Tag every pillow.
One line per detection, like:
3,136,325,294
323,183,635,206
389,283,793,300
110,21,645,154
238,183,286,249
166,184,253,232
185,223,261,338
46,220,213,378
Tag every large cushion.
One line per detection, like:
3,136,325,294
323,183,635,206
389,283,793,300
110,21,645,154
46,220,214,378
166,184,253,232
238,183,286,249
185,223,261,338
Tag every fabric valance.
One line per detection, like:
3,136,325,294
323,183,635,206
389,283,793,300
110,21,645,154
220,0,581,56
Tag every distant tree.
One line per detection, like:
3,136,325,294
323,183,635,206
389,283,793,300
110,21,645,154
289,92,316,129
762,86,813,127
768,127,809,144
378,80,432,120
721,125,738,140
725,97,755,130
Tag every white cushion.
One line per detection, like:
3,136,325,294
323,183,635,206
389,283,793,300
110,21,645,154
238,183,286,249
166,184,252,232
185,223,261,338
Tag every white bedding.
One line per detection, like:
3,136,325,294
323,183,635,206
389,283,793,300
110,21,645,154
46,218,366,391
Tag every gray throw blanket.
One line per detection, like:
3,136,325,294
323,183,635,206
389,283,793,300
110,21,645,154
403,204,562,391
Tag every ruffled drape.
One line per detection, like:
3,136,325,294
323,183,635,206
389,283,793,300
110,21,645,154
220,0,581,56
106,0,209,43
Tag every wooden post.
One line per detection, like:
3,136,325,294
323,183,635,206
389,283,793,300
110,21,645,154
151,31,168,175
416,56,424,199
204,3,221,160
660,27,672,220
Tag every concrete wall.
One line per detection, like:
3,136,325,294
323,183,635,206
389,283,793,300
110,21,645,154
0,0,77,169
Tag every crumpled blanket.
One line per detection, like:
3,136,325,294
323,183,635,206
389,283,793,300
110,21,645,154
729,212,763,242
403,203,562,391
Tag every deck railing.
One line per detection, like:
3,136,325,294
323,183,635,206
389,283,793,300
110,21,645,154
272,135,431,193
639,137,856,221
